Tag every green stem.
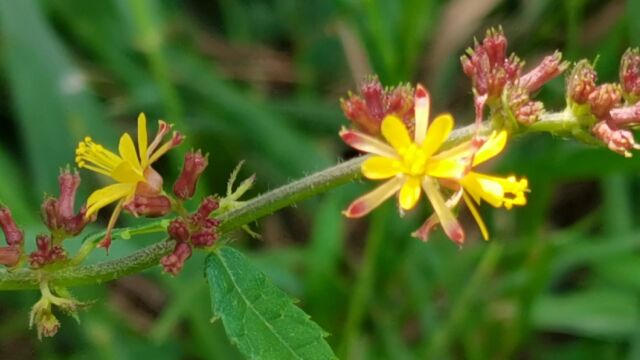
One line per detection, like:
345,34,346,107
0,109,581,291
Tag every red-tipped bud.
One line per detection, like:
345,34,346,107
588,83,622,119
160,242,192,276
620,48,640,103
341,76,415,135
168,218,190,242
461,28,522,98
0,246,21,267
519,51,569,93
173,150,209,200
197,196,219,219
124,194,172,217
506,85,544,125
29,234,67,269
42,169,92,236
57,170,80,219
567,60,597,104
592,121,640,157
0,207,24,247
191,229,217,248
610,103,640,126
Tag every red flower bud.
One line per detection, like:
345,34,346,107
160,242,192,276
506,85,545,125
610,102,640,126
57,170,80,219
191,229,217,248
588,83,622,119
124,194,172,217
29,234,67,269
592,120,640,157
168,218,190,242
341,76,415,135
42,169,92,237
197,196,219,219
620,48,640,102
0,246,21,267
0,207,24,247
461,28,522,98
519,51,569,93
567,60,597,104
173,150,209,200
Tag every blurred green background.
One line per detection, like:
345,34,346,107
1,0,640,359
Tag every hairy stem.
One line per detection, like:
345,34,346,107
0,110,580,290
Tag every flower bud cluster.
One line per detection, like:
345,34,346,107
29,234,67,269
461,28,568,127
161,196,221,275
565,50,640,157
340,76,415,136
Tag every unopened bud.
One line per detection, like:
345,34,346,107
519,51,569,93
588,83,622,119
57,170,80,219
35,310,60,339
592,120,640,157
41,197,60,231
29,234,67,269
124,194,172,217
160,242,192,276
506,85,545,125
197,196,219,219
620,48,640,103
168,218,190,242
0,246,21,267
191,229,217,248
567,60,597,104
461,27,522,98
341,76,415,135
0,207,24,247
173,150,209,200
610,102,640,126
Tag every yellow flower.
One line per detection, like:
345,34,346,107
75,113,182,249
340,85,528,243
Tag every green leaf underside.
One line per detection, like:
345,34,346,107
206,246,336,360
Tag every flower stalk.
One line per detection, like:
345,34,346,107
0,109,583,291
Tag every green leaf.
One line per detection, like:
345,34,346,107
206,246,336,360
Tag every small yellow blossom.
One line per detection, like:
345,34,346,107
75,113,182,249
340,85,528,244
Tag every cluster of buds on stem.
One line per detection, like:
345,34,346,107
0,207,24,268
42,169,93,238
566,49,640,157
161,196,221,275
340,76,415,136
461,27,568,127
30,281,87,339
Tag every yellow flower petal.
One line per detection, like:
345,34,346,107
86,183,135,217
399,176,421,210
461,172,529,209
472,131,507,166
426,157,467,179
111,161,145,184
343,176,404,218
362,156,400,179
381,115,412,152
463,192,489,240
422,113,454,157
340,128,398,158
118,133,141,170
138,113,149,167
422,177,465,244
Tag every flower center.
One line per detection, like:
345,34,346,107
398,143,428,176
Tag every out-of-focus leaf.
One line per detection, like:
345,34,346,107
533,289,637,338
206,246,336,360
0,0,115,193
